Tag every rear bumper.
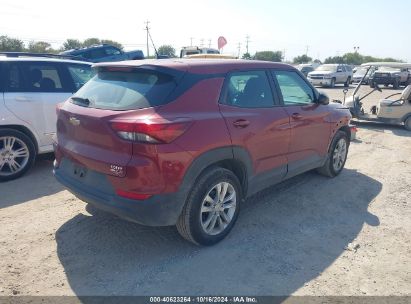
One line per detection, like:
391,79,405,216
54,158,186,226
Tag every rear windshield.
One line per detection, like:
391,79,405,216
71,68,176,110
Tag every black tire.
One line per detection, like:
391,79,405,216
176,167,242,246
344,77,351,87
393,79,400,89
330,78,336,88
0,129,36,182
316,130,349,178
370,82,375,88
404,116,411,131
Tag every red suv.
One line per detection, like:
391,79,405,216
53,59,351,245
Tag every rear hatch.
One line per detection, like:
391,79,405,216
56,63,186,176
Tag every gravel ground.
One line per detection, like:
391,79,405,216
0,85,410,297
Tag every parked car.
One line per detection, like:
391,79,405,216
369,66,410,89
53,59,352,245
180,46,220,58
352,67,374,84
307,64,353,88
0,53,93,181
60,44,144,63
297,64,315,77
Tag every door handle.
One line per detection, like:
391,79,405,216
232,119,250,128
291,113,303,120
15,96,33,102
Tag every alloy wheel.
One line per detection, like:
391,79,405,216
0,136,30,177
332,138,347,172
200,182,237,236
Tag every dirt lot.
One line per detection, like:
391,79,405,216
0,85,410,297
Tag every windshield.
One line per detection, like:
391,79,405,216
354,68,367,75
71,68,177,110
316,65,337,72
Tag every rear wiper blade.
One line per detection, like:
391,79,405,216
71,96,91,107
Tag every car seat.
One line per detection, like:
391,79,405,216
239,77,271,107
380,84,411,107
29,69,42,88
40,78,56,90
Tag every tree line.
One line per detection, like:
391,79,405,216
0,35,123,53
0,35,404,64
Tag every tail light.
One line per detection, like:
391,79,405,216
109,119,192,144
56,102,63,115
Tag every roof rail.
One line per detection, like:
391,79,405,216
0,52,90,61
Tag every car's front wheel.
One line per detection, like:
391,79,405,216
177,167,242,246
330,78,336,88
0,129,36,182
344,77,351,87
404,116,411,131
393,79,400,89
317,130,349,177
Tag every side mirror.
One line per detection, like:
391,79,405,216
317,92,329,105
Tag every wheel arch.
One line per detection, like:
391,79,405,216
180,146,252,199
0,125,39,153
338,125,351,142
401,112,411,123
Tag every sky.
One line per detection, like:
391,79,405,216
1,0,410,61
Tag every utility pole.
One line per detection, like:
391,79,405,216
305,45,309,56
190,37,194,46
237,42,241,58
208,39,211,48
354,46,360,53
245,35,250,54
282,49,286,62
144,20,150,57
200,39,204,47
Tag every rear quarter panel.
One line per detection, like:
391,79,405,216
155,77,231,192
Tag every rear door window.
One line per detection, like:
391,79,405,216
4,63,23,92
4,62,70,92
71,67,177,110
89,48,107,60
222,70,276,108
105,47,122,56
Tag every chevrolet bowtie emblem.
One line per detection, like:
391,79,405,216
69,117,80,126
